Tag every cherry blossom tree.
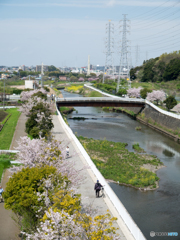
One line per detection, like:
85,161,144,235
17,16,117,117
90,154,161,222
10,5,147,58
78,77,85,82
15,136,85,188
19,88,54,138
127,87,142,98
146,90,166,105
20,88,47,101
22,208,119,240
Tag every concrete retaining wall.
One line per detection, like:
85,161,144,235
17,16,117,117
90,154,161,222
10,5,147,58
142,104,180,131
84,85,180,138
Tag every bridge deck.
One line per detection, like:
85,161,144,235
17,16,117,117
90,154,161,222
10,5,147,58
56,97,145,108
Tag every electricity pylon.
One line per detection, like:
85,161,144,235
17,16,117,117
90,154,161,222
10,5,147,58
103,20,115,83
116,14,131,92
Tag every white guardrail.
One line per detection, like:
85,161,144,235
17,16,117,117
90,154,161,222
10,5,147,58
85,84,180,120
55,103,146,240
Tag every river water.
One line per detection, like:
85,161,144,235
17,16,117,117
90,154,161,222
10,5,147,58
61,90,180,240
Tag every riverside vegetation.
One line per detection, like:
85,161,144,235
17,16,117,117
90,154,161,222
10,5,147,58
65,85,103,97
78,136,163,190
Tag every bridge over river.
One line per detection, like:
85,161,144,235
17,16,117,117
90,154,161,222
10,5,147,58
56,97,145,108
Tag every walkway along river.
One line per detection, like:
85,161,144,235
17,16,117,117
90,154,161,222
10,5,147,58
61,90,180,240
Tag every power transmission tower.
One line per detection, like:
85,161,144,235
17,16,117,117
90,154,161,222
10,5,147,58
103,20,114,83
116,14,131,93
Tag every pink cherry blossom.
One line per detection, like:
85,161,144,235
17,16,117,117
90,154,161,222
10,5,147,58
146,90,166,104
127,87,142,98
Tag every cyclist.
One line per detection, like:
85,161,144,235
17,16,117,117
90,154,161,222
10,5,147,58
0,186,4,203
94,180,102,198
66,146,69,158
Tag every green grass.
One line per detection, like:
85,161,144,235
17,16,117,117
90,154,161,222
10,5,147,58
0,153,17,181
132,143,144,152
0,108,21,149
78,136,163,188
88,91,102,97
0,110,8,122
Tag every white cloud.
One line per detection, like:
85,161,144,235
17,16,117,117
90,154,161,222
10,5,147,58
1,0,178,8
106,0,116,7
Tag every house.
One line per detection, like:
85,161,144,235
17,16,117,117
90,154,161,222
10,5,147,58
59,76,67,81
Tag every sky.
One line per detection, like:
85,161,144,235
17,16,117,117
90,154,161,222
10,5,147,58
0,0,180,68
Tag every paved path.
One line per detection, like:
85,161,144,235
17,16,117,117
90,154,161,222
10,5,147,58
10,113,27,150
52,115,133,240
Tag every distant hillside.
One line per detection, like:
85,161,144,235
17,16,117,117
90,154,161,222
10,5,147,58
130,51,180,83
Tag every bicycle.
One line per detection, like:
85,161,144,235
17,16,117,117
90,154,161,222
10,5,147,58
101,185,105,198
66,152,69,159
0,194,3,203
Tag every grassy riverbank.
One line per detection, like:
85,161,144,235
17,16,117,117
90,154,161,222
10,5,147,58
78,136,163,190
102,107,136,117
65,85,102,97
0,108,21,149
0,153,17,182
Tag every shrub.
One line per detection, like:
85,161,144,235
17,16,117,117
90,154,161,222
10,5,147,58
4,166,63,232
117,88,127,96
140,88,152,99
163,96,177,111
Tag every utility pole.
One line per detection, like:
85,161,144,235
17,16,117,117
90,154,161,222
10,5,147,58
135,45,140,67
103,20,114,83
87,55,90,76
116,14,130,93
41,62,44,87
3,78,5,110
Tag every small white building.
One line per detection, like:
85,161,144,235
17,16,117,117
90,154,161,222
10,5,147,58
25,80,34,89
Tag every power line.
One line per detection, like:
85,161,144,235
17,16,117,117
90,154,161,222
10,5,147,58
132,22,180,42
132,0,180,24
130,0,172,20
132,11,180,31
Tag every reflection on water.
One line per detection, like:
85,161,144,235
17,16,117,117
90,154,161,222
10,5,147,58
61,90,180,240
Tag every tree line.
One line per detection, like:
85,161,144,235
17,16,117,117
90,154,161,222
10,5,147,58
130,51,180,83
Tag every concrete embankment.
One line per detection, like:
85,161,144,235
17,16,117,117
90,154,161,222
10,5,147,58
138,104,180,142
84,84,180,143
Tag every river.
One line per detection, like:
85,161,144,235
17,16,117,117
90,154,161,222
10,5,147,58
61,90,180,240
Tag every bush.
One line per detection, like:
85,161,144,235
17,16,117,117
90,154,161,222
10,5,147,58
140,88,152,99
4,166,58,231
163,96,177,111
117,88,127,96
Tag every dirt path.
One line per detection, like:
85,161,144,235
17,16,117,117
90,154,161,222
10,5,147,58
0,170,20,240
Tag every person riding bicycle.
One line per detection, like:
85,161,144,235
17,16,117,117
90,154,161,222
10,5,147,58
66,146,69,158
0,186,4,202
94,180,102,198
